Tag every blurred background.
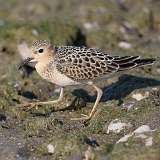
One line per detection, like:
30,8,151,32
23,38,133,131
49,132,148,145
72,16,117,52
0,0,160,160
0,0,160,51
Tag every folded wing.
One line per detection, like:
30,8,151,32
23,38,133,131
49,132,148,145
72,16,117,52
54,46,155,81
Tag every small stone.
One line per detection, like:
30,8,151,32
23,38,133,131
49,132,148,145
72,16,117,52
118,41,132,49
116,125,154,144
132,92,149,101
116,134,133,143
47,144,55,154
133,125,152,134
156,68,160,74
32,29,39,36
145,137,153,146
135,134,147,139
106,119,132,134
121,101,136,111
83,22,99,30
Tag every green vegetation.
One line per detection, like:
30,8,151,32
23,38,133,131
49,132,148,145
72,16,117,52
0,0,160,159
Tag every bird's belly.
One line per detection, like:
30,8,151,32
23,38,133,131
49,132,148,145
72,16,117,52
49,72,80,86
37,66,80,87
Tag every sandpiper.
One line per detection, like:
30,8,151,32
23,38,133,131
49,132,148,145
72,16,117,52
18,40,155,121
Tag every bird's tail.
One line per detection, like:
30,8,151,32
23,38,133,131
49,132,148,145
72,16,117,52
109,56,156,72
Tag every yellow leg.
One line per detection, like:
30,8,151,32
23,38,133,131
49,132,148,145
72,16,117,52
22,87,64,110
71,84,103,121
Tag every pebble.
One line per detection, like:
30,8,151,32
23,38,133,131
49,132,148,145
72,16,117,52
145,137,153,146
133,125,152,134
118,41,132,49
117,125,154,147
83,22,99,30
121,101,136,111
32,29,39,36
47,144,55,154
132,92,149,101
106,119,132,134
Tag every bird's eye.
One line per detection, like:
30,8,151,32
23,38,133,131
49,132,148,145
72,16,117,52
38,49,44,53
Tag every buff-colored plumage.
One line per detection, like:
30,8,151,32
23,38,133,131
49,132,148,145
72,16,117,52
19,40,155,121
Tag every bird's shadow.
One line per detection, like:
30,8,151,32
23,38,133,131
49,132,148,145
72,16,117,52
71,74,160,108
22,74,160,114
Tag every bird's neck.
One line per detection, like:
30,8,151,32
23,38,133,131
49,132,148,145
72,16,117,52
35,57,53,75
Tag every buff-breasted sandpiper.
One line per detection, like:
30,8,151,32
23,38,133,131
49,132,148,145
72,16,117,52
18,40,155,121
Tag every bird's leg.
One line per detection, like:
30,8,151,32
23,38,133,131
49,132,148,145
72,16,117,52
71,84,103,121
22,87,64,110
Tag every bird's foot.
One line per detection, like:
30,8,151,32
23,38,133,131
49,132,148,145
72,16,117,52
21,102,40,111
71,114,91,122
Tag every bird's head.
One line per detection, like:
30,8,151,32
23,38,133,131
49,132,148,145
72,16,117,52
18,40,54,69
30,40,54,63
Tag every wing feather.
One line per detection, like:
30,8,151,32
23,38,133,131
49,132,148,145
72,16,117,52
55,46,111,81
54,46,155,82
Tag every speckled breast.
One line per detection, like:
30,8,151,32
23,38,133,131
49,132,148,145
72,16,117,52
35,62,80,87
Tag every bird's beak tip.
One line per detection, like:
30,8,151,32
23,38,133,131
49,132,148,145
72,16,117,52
29,58,37,63
18,57,36,70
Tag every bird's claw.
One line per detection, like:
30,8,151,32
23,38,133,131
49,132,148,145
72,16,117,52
71,114,91,122
21,102,39,111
